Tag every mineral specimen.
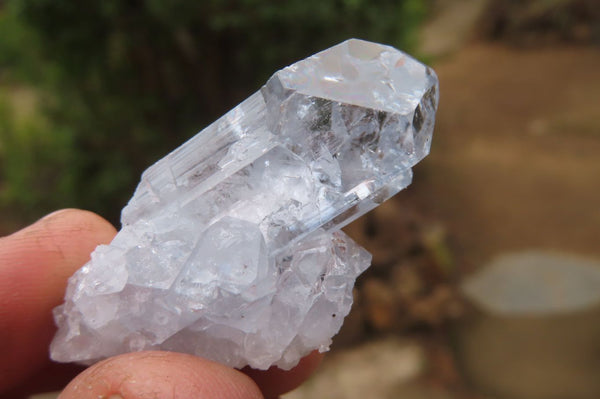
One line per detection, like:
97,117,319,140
50,39,439,370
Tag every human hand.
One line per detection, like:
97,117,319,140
0,209,321,399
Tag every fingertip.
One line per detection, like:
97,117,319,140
3,208,117,294
37,208,118,250
59,352,264,399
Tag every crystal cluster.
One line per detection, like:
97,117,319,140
50,39,438,370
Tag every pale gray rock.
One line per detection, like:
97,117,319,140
462,251,600,315
50,39,438,370
457,251,600,399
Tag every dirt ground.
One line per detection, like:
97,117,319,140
409,43,600,271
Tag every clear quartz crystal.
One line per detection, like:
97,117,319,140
50,39,439,370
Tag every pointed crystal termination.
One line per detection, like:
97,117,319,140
50,39,439,370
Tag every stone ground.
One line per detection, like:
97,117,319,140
284,337,453,399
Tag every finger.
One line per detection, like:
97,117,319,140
242,351,323,399
0,209,117,393
59,351,264,399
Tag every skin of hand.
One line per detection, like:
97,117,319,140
0,209,322,399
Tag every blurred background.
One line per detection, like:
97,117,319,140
1,1,599,399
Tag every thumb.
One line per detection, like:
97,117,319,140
59,351,264,399
0,209,117,393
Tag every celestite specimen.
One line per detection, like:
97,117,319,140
50,39,439,370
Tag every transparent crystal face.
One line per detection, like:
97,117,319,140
50,39,438,370
276,39,434,115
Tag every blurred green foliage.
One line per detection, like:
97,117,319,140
0,0,426,226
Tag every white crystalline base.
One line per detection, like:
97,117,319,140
50,39,438,370
51,227,371,370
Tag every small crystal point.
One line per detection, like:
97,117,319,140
50,39,438,369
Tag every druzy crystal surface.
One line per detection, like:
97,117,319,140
50,39,438,370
